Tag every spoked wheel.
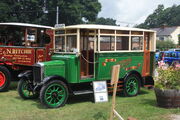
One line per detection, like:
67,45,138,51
18,78,39,99
0,66,11,92
123,74,140,97
40,80,69,108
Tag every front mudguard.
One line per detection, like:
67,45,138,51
18,70,32,80
36,75,72,94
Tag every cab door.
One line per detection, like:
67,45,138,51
80,29,95,79
142,32,151,76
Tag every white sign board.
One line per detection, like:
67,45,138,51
93,81,108,103
54,24,65,28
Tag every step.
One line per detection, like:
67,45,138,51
73,90,94,95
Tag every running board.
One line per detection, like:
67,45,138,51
73,90,93,95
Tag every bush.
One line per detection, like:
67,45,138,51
155,67,180,89
156,39,176,51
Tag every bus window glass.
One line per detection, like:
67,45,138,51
27,29,36,42
66,35,77,52
55,36,65,52
131,36,143,50
100,36,115,51
116,36,129,50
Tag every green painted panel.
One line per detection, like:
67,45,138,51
41,52,149,84
43,60,65,78
51,54,79,83
95,52,144,80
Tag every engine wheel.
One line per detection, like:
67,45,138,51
40,80,69,108
123,74,140,97
0,66,11,92
18,78,39,99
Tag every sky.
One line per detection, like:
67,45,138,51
98,0,180,26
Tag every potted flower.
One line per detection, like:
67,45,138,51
154,66,180,108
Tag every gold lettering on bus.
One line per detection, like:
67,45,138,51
116,58,132,69
4,49,32,54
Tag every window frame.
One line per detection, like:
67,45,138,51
54,28,79,54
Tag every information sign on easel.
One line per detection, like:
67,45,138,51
93,81,108,103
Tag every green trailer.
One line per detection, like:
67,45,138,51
18,24,156,108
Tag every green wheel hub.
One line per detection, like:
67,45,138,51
125,75,139,96
22,81,34,97
44,83,67,107
18,78,38,99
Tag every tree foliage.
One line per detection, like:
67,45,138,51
137,4,180,28
0,0,101,26
89,17,117,25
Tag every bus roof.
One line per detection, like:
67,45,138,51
59,24,155,32
0,22,53,29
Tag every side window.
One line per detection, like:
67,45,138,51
66,35,77,52
131,36,143,50
43,33,51,44
116,36,129,50
55,36,65,52
100,36,115,51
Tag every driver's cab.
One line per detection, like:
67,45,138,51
0,23,54,65
0,23,52,47
55,25,96,79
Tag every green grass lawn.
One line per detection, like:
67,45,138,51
0,82,180,120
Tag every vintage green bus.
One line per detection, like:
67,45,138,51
18,24,156,108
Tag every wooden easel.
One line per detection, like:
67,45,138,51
109,65,124,120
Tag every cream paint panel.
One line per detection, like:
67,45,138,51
170,27,180,44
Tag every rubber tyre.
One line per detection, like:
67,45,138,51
18,78,39,99
123,74,140,97
0,66,11,92
40,80,69,108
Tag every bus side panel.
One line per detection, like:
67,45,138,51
0,47,35,66
150,52,155,76
95,52,144,80
36,48,45,62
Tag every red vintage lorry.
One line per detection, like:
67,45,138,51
0,23,54,91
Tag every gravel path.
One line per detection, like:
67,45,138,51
169,114,180,120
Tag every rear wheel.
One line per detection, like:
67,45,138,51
0,66,11,92
40,80,69,108
123,74,140,97
18,78,39,99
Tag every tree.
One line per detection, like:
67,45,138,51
136,4,180,28
89,17,117,25
0,0,101,26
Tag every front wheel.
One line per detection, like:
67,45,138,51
123,74,140,97
18,78,39,99
0,66,11,92
40,80,69,108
